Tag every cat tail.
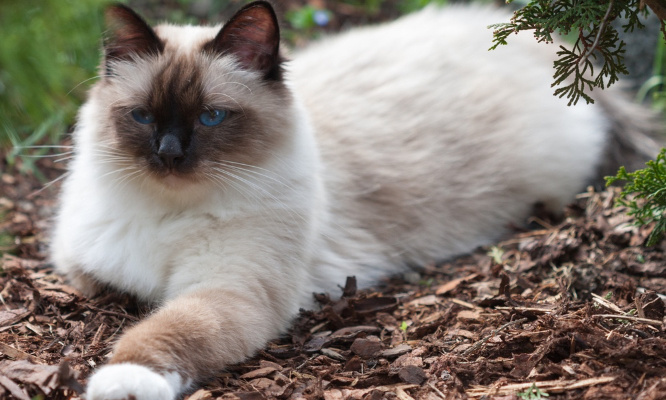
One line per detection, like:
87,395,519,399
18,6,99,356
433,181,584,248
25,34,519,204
594,89,665,185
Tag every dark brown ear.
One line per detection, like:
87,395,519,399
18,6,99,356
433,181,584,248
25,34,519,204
203,1,283,81
103,4,163,73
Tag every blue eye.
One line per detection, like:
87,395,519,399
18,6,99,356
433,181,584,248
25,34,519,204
131,109,155,124
199,109,227,127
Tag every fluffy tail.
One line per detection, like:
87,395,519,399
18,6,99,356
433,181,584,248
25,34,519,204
595,89,664,185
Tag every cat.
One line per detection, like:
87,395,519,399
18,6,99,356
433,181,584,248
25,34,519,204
50,1,658,399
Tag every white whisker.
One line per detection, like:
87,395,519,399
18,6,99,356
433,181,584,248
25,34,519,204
29,171,71,198
67,75,109,96
207,81,252,94
205,93,246,117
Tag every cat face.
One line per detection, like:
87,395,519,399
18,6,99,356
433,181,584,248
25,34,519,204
91,2,292,189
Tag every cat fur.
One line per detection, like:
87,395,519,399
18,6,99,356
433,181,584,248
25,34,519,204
51,2,658,399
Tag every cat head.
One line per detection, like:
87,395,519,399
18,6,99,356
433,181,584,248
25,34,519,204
88,1,294,193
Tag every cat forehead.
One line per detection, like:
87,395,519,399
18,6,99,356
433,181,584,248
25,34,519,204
153,24,221,53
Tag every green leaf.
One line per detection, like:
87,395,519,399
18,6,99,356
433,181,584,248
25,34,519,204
607,149,666,246
490,0,650,105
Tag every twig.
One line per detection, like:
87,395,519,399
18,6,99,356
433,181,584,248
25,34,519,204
578,0,614,67
467,376,616,397
591,293,624,314
87,305,139,321
395,387,416,400
428,383,448,400
594,314,663,327
495,306,555,314
450,298,481,310
462,318,527,356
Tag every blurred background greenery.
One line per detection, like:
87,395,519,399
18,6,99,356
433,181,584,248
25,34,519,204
1,0,104,173
0,0,663,177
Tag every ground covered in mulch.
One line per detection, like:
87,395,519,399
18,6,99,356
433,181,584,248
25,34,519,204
2,154,666,400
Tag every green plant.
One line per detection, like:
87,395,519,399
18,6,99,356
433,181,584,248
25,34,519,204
0,0,107,172
490,0,657,105
487,246,505,264
398,0,449,14
607,148,666,246
286,5,332,31
418,277,434,287
517,383,549,399
637,34,666,112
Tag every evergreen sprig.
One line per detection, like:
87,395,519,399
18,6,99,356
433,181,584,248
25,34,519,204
606,149,666,246
490,0,652,105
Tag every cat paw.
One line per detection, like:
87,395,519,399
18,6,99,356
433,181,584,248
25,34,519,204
86,363,177,400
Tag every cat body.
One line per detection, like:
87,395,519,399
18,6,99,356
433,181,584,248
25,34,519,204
51,3,651,399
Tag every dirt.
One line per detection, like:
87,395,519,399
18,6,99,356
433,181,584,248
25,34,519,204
1,150,666,400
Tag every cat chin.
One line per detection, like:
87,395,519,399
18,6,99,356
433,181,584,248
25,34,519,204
158,173,195,189
141,172,214,204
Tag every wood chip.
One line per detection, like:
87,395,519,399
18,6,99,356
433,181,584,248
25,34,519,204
435,273,479,295
350,337,383,358
379,344,412,358
398,365,426,385
239,366,278,380
0,343,45,364
0,308,30,327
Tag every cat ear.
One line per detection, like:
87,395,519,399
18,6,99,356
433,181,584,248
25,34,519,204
204,1,283,81
103,4,163,69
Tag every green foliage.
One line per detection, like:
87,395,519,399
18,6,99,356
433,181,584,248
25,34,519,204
637,36,666,112
490,0,651,105
517,383,550,399
398,0,449,14
286,6,332,32
285,0,448,40
0,208,14,255
606,148,666,246
399,321,409,331
0,0,108,170
418,277,434,287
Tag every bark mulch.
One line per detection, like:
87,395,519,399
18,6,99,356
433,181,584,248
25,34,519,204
1,159,666,400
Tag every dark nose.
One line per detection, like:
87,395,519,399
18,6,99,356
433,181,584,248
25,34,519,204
157,134,184,168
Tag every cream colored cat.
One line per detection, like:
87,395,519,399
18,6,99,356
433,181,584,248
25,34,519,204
51,2,657,399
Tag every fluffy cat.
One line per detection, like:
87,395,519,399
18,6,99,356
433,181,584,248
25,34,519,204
51,2,657,399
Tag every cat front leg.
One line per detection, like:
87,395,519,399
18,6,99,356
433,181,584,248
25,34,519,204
86,363,178,400
85,287,296,400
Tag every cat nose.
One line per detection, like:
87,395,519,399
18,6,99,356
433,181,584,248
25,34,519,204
157,134,184,168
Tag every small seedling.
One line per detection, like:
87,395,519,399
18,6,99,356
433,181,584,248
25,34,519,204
418,278,434,287
517,383,549,399
487,246,504,264
399,321,409,332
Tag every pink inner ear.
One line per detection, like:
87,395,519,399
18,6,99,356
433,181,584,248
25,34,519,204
207,2,281,79
104,5,163,61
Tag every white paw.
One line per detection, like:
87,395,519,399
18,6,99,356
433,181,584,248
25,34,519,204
86,363,177,400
